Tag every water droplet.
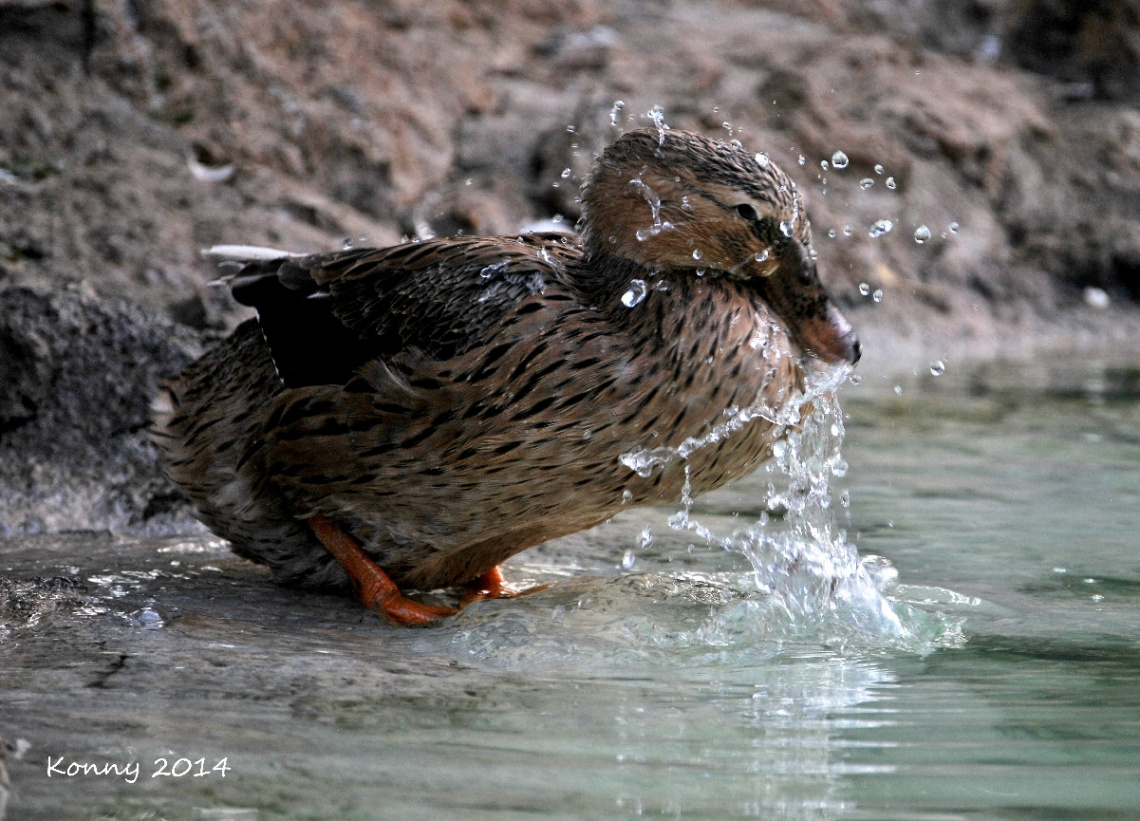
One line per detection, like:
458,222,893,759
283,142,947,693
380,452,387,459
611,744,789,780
755,249,770,263
131,607,164,629
914,225,932,243
872,288,883,303
849,373,862,385
661,220,674,231
648,105,668,144
552,213,564,224
893,385,902,395
635,228,650,242
681,195,694,212
874,164,884,174
929,360,946,376
779,220,795,237
820,160,829,170
860,178,874,189
621,279,648,307
843,225,853,236
609,100,625,126
1084,287,1110,309
621,489,633,505
692,248,703,261
620,550,636,570
831,151,849,169
636,526,653,550
948,221,959,233
840,489,851,507
827,228,837,238
869,219,894,238
858,282,871,296
797,155,806,166
885,176,897,190
722,120,732,130
755,152,770,168
560,167,572,179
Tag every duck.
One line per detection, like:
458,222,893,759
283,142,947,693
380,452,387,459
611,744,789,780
152,127,860,626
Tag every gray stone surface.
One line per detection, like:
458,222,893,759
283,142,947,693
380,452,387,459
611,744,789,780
0,286,201,536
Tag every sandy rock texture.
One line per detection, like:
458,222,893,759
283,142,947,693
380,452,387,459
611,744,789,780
1,0,1139,533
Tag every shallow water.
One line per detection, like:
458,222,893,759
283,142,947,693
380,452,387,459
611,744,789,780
2,359,1139,820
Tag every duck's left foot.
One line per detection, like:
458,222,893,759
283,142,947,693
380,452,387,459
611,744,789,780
461,566,550,605
308,514,456,626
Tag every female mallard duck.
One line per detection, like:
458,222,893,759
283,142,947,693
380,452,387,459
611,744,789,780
153,128,860,625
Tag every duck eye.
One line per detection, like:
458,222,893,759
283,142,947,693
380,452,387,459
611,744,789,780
734,203,760,221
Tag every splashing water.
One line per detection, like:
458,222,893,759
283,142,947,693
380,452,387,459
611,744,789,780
621,279,648,308
615,367,959,655
450,369,962,669
629,177,664,241
609,99,625,127
869,219,893,238
721,376,907,641
648,105,668,145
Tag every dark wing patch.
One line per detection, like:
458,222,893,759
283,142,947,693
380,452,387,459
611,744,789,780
228,249,380,388
225,235,581,389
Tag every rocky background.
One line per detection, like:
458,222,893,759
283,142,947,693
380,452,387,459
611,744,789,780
2,0,1139,535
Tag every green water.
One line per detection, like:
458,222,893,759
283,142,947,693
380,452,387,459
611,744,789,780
1,360,1138,819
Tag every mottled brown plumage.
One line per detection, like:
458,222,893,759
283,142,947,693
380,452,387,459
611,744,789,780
153,128,859,623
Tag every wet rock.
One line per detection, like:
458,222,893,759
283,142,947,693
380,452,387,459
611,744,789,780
0,286,201,535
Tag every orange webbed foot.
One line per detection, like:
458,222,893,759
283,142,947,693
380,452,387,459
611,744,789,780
460,566,551,606
308,515,456,626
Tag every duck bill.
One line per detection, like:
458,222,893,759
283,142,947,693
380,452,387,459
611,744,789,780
790,302,861,366
759,252,861,366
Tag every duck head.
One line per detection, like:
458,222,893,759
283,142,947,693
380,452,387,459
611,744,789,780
580,128,860,366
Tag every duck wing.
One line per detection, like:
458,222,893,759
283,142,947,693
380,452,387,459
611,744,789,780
222,233,580,388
